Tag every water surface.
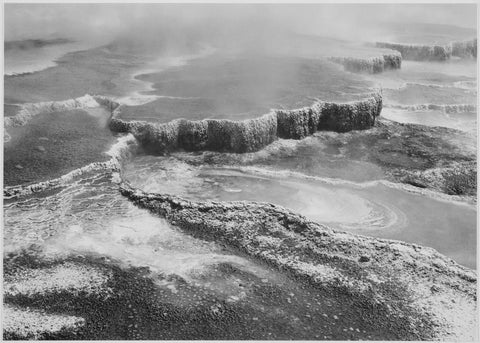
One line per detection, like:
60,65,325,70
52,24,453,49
124,155,476,268
4,171,398,340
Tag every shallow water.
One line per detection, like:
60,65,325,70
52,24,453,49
4,107,114,186
114,48,215,107
124,155,476,268
3,36,477,339
384,83,475,106
366,60,477,90
381,108,477,133
4,171,394,340
4,41,95,76
364,59,477,139
4,45,476,268
117,52,374,122
374,22,476,46
4,172,264,289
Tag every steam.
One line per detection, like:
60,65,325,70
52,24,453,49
5,4,477,55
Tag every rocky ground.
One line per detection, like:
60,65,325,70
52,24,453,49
110,93,382,154
3,32,477,341
158,117,477,201
118,183,477,341
320,119,477,198
4,183,477,341
3,107,115,187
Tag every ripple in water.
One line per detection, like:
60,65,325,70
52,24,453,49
5,169,400,340
123,155,403,232
4,170,283,298
123,154,476,268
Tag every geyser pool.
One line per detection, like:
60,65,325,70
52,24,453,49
123,154,476,269
4,170,410,340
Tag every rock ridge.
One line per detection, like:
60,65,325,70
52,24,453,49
329,53,402,74
120,182,477,341
3,134,137,199
376,38,477,61
109,93,383,154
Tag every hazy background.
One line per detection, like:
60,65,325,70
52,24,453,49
5,3,477,47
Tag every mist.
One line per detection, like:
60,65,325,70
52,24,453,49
5,3,477,54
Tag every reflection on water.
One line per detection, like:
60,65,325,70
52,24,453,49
123,155,476,268
123,156,400,230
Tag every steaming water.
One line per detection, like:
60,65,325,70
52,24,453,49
4,48,476,270
4,171,273,292
4,41,95,76
3,35,477,338
116,52,375,123
4,171,392,340
123,155,476,268
366,60,477,89
114,47,215,106
367,60,477,133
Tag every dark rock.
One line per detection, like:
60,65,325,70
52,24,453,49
359,255,370,263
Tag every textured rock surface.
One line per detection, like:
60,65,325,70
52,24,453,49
110,94,382,154
330,53,402,74
4,95,101,143
4,262,113,298
377,39,477,61
303,118,477,199
451,39,477,58
317,94,382,133
384,103,476,114
3,134,137,199
3,255,115,340
3,305,85,340
376,42,452,61
120,183,477,341
398,161,477,197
